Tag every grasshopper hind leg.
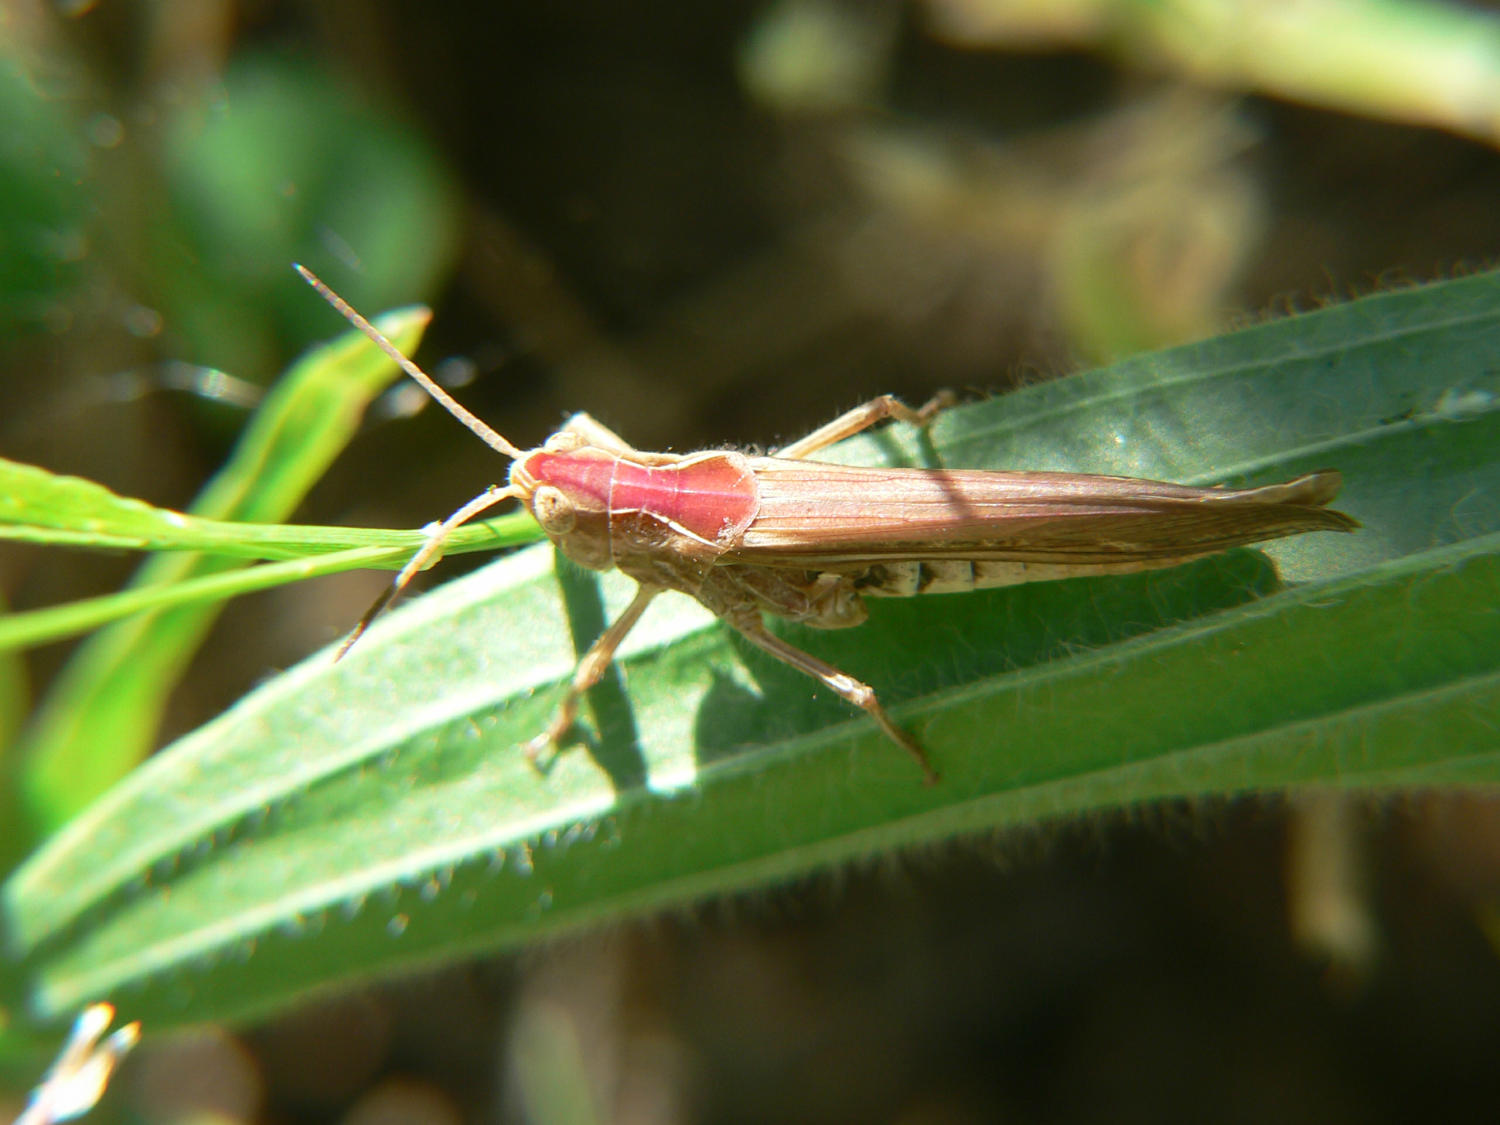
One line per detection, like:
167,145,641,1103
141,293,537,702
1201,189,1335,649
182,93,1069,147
530,585,938,784
727,613,939,785
772,392,954,461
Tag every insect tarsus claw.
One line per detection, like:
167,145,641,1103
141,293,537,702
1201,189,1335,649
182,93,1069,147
521,732,556,770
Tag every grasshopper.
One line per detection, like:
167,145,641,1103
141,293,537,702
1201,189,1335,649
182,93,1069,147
298,266,1357,783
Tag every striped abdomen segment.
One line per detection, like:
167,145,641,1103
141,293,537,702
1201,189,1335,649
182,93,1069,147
853,555,1224,598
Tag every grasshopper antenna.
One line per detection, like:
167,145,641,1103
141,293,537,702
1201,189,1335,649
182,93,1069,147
293,264,525,461
294,265,523,658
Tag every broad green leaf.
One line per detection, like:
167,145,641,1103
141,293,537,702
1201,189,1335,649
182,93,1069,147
5,272,1500,1030
12,308,431,834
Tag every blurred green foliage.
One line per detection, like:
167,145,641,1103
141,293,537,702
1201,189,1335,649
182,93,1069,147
157,52,459,376
0,53,91,335
0,40,458,378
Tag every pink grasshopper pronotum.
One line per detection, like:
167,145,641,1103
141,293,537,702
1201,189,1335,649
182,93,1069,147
298,266,1358,784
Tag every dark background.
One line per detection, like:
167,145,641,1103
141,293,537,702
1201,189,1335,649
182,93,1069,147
4,1,1500,1121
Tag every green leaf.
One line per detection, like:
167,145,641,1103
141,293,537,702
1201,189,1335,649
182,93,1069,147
0,456,531,558
0,460,538,653
5,272,1499,1030
10,308,432,835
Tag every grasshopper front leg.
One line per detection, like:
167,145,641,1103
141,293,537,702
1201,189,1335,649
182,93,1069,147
337,484,518,661
554,411,640,454
525,583,662,762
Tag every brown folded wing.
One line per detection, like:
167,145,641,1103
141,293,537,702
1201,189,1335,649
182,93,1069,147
730,460,1356,568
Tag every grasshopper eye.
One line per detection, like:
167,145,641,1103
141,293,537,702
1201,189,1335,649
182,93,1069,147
533,486,577,535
